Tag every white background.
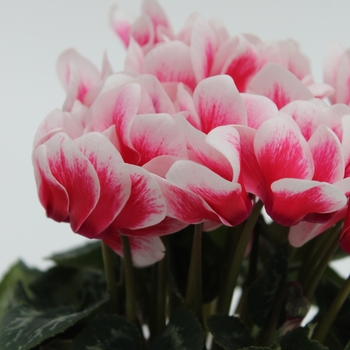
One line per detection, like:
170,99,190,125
1,0,349,279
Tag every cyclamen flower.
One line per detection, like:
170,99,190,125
33,73,190,267
238,104,349,229
111,0,329,98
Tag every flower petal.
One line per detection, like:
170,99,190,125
56,49,100,111
103,233,165,267
103,165,166,232
109,5,134,47
269,179,347,226
241,93,278,129
166,160,251,226
248,63,314,109
190,17,217,82
34,145,69,222
254,116,314,186
142,41,196,89
193,75,247,133
37,133,100,232
74,133,131,238
308,125,344,183
130,113,187,165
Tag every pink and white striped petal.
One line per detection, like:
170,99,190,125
308,125,344,183
323,42,345,104
103,233,165,267
205,126,241,182
37,133,100,232
234,125,266,200
335,48,350,105
174,114,233,180
254,116,314,186
34,146,69,223
136,74,175,114
57,49,100,111
129,14,154,49
120,217,188,237
74,133,131,238
156,176,221,224
91,83,141,164
193,75,247,134
269,179,347,226
109,5,134,47
289,207,346,247
280,100,327,141
177,84,200,129
142,41,196,89
124,38,144,74
166,160,251,226
190,17,218,82
212,35,261,92
103,165,166,232
130,113,187,165
241,93,278,129
141,0,172,36
248,63,314,109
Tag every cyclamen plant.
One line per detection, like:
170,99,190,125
1,1,350,349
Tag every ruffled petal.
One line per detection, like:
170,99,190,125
130,113,187,165
241,93,278,129
141,0,172,36
234,125,266,200
335,48,350,105
109,5,134,47
156,176,221,224
37,133,100,232
130,14,154,48
248,63,314,109
166,160,251,226
142,41,196,89
254,116,314,186
103,233,165,267
270,179,347,226
190,17,217,82
56,49,100,111
308,125,344,183
289,207,346,247
34,145,69,222
74,133,131,238
193,75,247,133
280,100,327,141
104,165,166,232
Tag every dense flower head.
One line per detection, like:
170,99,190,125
33,0,350,268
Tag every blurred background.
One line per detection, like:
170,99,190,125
1,0,350,279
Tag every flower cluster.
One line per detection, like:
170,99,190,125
33,0,350,268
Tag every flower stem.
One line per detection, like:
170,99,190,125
101,241,118,314
121,234,136,324
313,275,350,343
217,200,263,314
304,221,342,300
156,253,167,334
185,223,204,324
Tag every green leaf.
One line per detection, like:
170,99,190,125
241,346,280,350
0,299,106,350
279,327,328,350
248,245,289,328
70,315,141,350
345,340,350,350
150,307,204,350
47,241,104,272
0,261,41,317
206,314,254,350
